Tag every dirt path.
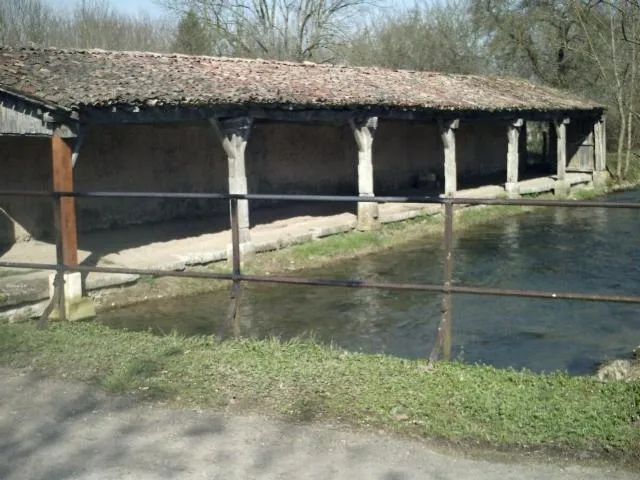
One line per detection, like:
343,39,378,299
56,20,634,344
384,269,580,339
0,367,633,480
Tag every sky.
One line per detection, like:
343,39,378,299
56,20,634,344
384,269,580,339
55,0,164,17
106,0,162,16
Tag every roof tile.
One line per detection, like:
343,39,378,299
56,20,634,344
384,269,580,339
0,46,602,113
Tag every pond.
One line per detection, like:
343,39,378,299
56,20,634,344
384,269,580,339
98,189,640,374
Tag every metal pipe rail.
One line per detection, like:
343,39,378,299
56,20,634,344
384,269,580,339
1,189,640,209
1,261,639,305
1,189,639,361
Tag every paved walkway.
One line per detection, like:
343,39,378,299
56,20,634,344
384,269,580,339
0,201,442,270
0,367,633,480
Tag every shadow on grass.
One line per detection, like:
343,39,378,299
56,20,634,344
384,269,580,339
101,343,184,400
0,367,472,480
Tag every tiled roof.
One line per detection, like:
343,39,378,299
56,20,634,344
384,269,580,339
0,46,602,114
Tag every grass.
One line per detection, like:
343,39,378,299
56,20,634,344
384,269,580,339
607,151,640,187
0,268,30,278
0,321,638,466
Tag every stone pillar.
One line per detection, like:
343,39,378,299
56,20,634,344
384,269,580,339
554,118,570,197
506,119,523,198
350,117,380,231
439,119,459,197
48,272,96,321
593,115,608,191
210,117,255,260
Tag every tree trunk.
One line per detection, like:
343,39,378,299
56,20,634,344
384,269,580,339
624,13,638,179
624,110,634,178
616,101,626,179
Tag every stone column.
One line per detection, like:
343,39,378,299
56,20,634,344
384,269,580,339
506,119,523,198
554,118,570,197
593,115,608,191
439,119,459,197
210,117,255,260
350,117,380,231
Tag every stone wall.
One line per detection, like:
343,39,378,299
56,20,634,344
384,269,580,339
0,118,510,244
374,121,443,194
457,120,508,180
249,121,356,196
0,136,52,243
73,123,229,232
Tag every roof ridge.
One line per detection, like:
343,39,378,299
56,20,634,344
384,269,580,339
0,44,470,78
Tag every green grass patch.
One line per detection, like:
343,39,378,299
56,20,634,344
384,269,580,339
137,275,157,286
608,150,640,186
0,268,31,278
1,321,638,465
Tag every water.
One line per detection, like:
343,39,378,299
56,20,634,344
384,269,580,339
99,189,640,374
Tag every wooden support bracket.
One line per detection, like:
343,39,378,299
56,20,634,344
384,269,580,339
349,117,378,151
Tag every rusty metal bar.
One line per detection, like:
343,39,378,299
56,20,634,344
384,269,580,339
38,195,66,325
222,197,243,339
0,189,640,209
55,200,67,323
430,201,454,362
3,261,640,305
230,198,241,279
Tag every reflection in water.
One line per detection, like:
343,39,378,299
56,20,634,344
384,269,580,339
351,256,383,343
99,190,640,374
502,216,521,252
592,206,608,233
552,206,568,227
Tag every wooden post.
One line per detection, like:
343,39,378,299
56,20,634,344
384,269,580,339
593,115,608,190
219,197,243,340
51,132,78,266
429,200,454,363
439,119,459,197
595,115,607,171
554,118,570,197
506,119,523,198
350,117,379,231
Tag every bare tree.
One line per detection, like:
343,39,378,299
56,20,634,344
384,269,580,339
157,0,378,61
0,0,53,46
342,0,485,73
0,0,175,52
470,0,589,88
574,0,639,179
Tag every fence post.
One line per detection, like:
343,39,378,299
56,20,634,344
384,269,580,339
221,196,242,338
429,200,454,362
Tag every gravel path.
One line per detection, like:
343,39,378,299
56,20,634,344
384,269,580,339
0,368,634,480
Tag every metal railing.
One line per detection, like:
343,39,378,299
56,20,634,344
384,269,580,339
1,188,640,361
